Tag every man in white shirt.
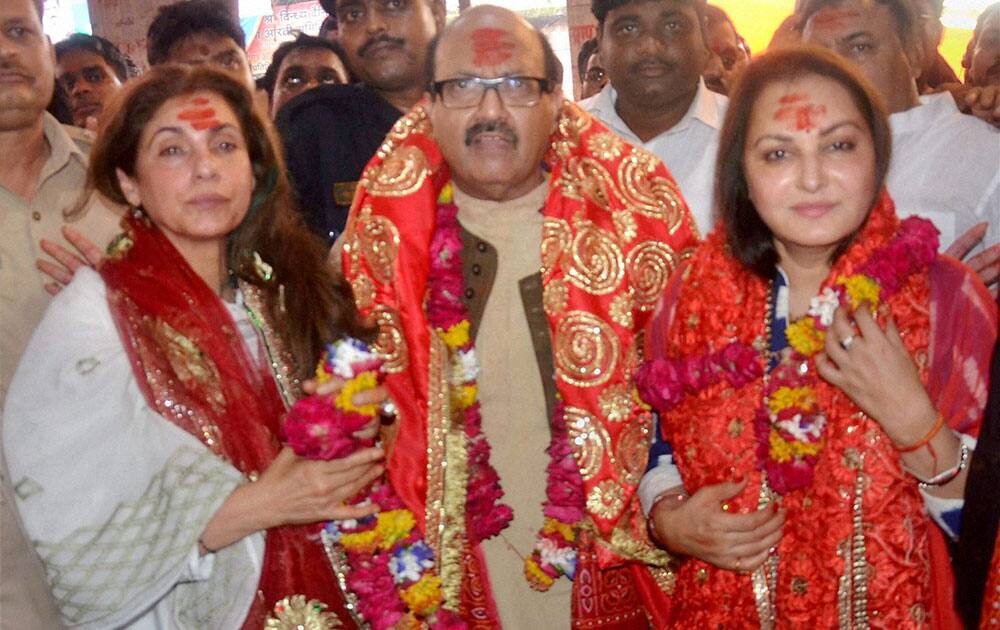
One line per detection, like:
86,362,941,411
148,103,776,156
0,0,119,626
581,0,723,235
800,0,1000,289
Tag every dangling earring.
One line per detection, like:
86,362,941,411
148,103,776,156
252,251,274,283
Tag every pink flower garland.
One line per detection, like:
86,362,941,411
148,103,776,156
636,216,939,495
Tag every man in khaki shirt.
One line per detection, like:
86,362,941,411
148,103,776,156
0,0,119,626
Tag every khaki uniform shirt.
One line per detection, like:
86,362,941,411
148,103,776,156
0,113,120,629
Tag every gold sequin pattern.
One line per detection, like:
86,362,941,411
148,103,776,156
354,204,400,285
264,595,342,629
319,530,366,628
554,311,620,388
616,148,686,232
566,221,625,296
543,278,569,317
648,566,676,594
362,144,429,198
151,319,227,415
242,283,302,407
552,102,592,159
349,275,375,312
598,383,633,423
376,105,430,160
559,157,618,209
586,131,626,161
605,520,672,566
541,218,572,278
424,333,449,584
372,305,408,373
751,479,778,630
565,406,611,481
608,291,634,329
615,414,651,485
586,479,625,521
626,241,677,311
612,210,637,243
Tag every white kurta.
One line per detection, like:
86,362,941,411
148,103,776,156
2,267,264,629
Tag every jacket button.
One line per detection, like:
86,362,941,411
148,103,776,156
472,264,481,275
476,242,487,252
464,288,474,299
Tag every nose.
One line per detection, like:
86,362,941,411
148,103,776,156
796,152,826,193
192,145,220,180
636,30,666,57
474,83,509,119
364,4,388,35
70,80,91,97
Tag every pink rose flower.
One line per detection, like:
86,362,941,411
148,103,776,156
283,396,372,460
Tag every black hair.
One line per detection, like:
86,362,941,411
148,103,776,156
55,34,136,82
425,28,563,89
715,45,892,278
46,79,74,125
146,0,246,66
577,37,599,82
800,0,916,44
592,0,706,29
259,33,346,96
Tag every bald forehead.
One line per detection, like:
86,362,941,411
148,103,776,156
435,8,545,77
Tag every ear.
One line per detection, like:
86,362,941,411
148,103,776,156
903,34,925,81
116,167,143,208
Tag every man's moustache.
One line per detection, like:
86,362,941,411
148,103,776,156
358,35,405,58
464,121,518,147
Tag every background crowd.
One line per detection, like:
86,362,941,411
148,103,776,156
1,0,998,628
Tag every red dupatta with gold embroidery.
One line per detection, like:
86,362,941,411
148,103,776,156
100,214,351,628
341,100,698,626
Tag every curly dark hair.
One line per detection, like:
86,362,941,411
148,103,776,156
88,65,368,373
146,0,246,66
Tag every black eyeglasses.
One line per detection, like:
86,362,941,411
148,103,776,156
431,75,554,108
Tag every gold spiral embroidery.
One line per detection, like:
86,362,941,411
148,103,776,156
373,305,408,373
609,291,634,329
553,102,592,159
566,221,625,296
350,275,375,311
616,412,652,485
599,383,633,424
617,148,686,232
613,210,637,243
377,106,430,159
626,241,677,311
560,157,617,209
541,218,572,278
363,144,429,198
586,479,625,521
565,406,611,481
355,205,400,285
554,311,619,388
543,278,569,317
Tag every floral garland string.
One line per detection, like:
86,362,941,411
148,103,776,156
284,339,463,629
433,184,585,592
636,216,939,495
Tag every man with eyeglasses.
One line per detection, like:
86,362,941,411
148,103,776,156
340,5,697,628
577,37,607,99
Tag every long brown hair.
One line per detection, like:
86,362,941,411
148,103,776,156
715,45,892,278
88,64,367,375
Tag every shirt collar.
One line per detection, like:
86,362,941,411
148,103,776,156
39,112,86,185
586,78,724,144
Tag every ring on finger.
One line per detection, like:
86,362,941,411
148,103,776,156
378,398,398,423
840,334,855,350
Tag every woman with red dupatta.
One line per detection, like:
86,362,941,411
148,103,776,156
3,66,383,629
637,47,996,628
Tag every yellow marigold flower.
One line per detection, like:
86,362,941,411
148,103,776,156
339,527,379,554
791,439,825,458
374,510,416,550
456,385,478,409
315,352,331,384
335,371,380,416
838,274,880,311
768,430,794,464
543,517,576,542
438,182,454,205
400,574,443,616
768,386,815,414
524,558,555,591
786,317,825,356
397,613,422,630
440,321,470,348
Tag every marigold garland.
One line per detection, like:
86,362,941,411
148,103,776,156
637,216,939,495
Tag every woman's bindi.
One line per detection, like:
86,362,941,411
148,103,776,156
177,102,221,131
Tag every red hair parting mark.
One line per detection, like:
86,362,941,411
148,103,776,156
774,95,828,132
471,28,516,67
190,97,210,106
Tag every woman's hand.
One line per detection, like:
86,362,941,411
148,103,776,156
648,478,784,572
815,305,935,444
199,446,384,553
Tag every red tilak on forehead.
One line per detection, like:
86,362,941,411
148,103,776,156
190,97,210,106
178,106,221,131
809,7,862,29
774,94,828,132
471,28,517,67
